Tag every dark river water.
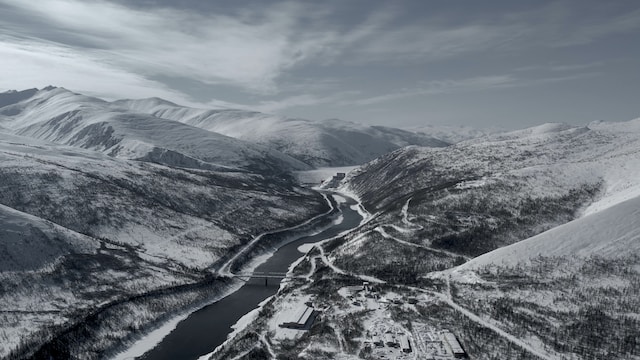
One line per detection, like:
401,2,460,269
138,194,363,360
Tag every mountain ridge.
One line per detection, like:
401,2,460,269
1,87,451,170
112,95,450,167
0,87,310,173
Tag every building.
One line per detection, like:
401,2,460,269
279,306,318,329
372,335,384,348
321,172,347,188
400,335,412,353
443,331,466,358
385,331,398,347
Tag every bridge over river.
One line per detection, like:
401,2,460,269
231,271,304,285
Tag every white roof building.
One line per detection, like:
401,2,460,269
279,306,317,329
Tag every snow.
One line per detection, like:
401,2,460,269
114,96,449,167
0,87,310,172
111,281,241,360
297,243,315,254
456,194,640,271
111,313,192,360
408,123,504,143
267,293,314,340
0,124,330,357
0,203,98,272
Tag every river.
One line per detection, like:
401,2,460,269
138,193,363,360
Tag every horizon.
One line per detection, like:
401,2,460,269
1,0,639,130
6,85,636,134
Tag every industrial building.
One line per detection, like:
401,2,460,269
400,335,412,353
279,305,318,329
443,331,466,358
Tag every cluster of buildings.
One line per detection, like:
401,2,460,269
371,329,413,353
337,282,467,359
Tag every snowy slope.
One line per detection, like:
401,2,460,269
0,203,98,271
440,119,640,268
456,194,640,270
347,120,640,212
0,87,310,172
113,98,449,167
0,129,328,269
409,123,504,143
329,118,640,262
0,129,328,358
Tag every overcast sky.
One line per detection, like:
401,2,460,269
1,0,639,129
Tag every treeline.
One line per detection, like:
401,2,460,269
456,254,640,359
6,274,231,360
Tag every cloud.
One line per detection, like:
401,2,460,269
0,0,336,94
348,72,598,106
0,0,635,118
515,61,605,73
349,75,518,106
549,8,640,47
0,0,585,98
253,91,360,113
0,35,200,105
346,23,526,64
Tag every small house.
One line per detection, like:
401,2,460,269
372,335,384,348
385,332,398,347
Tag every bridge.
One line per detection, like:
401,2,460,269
230,271,303,286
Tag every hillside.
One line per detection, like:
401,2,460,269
442,187,640,360
0,131,328,359
456,194,640,270
226,119,640,359
0,87,310,173
113,98,449,167
0,87,449,170
410,123,504,143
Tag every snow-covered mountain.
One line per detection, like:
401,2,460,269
4,85,638,359
276,119,640,359
209,118,639,360
409,123,504,143
324,119,640,272
1,87,449,170
426,121,640,360
0,87,310,173
0,128,329,358
113,98,449,167
457,193,640,271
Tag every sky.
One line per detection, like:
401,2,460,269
0,0,639,130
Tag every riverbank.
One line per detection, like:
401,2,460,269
108,191,357,360
200,193,369,360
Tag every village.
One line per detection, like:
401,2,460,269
274,281,468,359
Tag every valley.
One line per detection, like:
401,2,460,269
0,88,638,360
207,120,640,359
